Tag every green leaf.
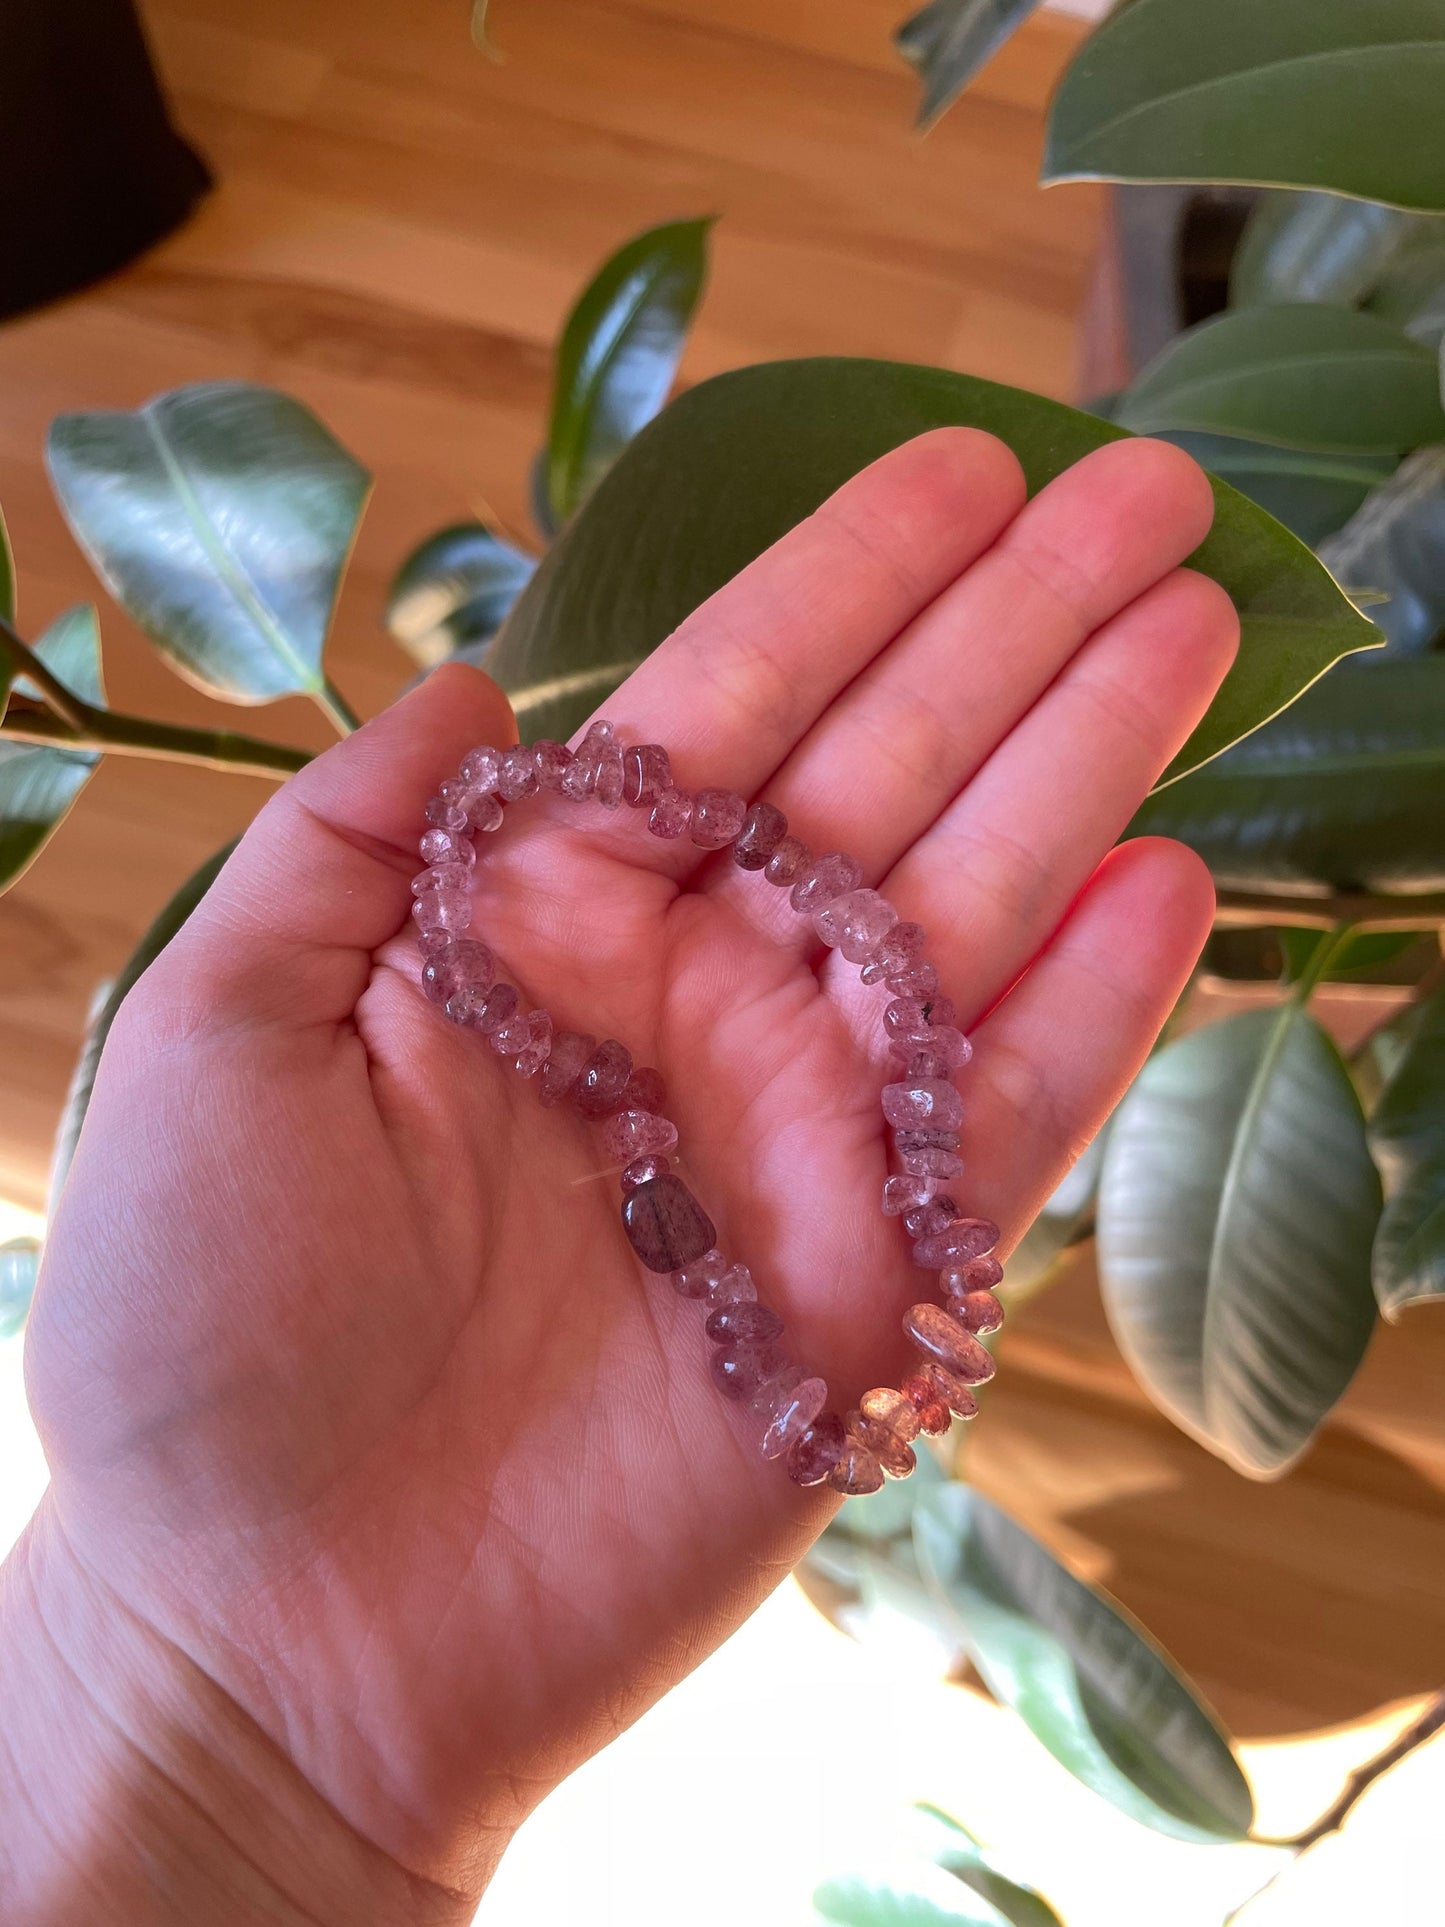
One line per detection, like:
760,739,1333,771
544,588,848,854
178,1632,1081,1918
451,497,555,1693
1127,656,1445,893
1045,0,1445,214
546,219,712,524
1317,448,1445,654
815,1848,1060,1927
385,523,536,669
910,1808,1066,1927
0,1238,40,1340
894,0,1043,129
1096,1007,1381,1478
0,606,105,894
1230,193,1432,310
1368,986,1445,1319
1115,306,1445,456
1155,431,1396,548
47,382,370,707
49,842,236,1197
914,1485,1253,1842
495,357,1379,776
0,503,14,628
1278,927,1431,986
801,1510,962,1671
1367,238,1445,351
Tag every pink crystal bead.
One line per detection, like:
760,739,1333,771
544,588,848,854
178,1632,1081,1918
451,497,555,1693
622,744,672,806
496,745,539,802
906,1049,950,1080
594,742,625,808
903,1195,959,1239
844,1412,915,1481
460,745,503,790
412,888,470,932
622,1174,716,1272
581,719,615,747
860,922,926,984
417,926,453,957
888,961,940,998
882,1079,964,1131
881,1174,939,1216
827,1437,885,1495
602,1109,679,1161
709,1262,757,1306
421,937,496,1005
473,982,521,1034
790,851,863,914
919,1360,981,1419
787,1411,847,1487
510,1009,554,1076
945,1253,1004,1293
538,1029,597,1106
952,1290,1005,1335
488,1011,533,1055
674,1247,727,1299
690,788,747,849
412,862,469,896
859,1386,923,1443
711,1339,790,1401
901,1373,952,1436
621,1066,666,1114
648,786,693,839
813,888,899,964
419,827,472,866
425,792,468,832
621,1154,671,1191
901,1146,964,1180
466,791,504,833
705,1301,783,1344
756,1373,828,1459
764,836,811,886
533,739,574,790
903,1303,997,1383
912,1218,1000,1269
561,752,598,801
731,801,788,870
573,1039,633,1117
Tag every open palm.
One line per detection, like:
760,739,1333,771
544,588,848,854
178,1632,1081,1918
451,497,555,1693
25,430,1237,1902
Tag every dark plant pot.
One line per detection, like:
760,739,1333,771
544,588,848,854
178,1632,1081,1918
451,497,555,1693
1,0,211,322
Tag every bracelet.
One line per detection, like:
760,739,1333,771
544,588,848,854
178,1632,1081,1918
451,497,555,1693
412,720,1002,1496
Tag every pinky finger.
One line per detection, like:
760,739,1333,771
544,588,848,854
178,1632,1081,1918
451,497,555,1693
959,837,1215,1249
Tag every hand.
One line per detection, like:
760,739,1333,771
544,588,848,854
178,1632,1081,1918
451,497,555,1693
12,432,1236,1917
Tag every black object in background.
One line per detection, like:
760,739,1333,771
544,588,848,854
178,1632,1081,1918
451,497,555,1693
1,0,211,322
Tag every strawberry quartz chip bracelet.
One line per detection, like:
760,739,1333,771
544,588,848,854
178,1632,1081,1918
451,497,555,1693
412,721,1003,1497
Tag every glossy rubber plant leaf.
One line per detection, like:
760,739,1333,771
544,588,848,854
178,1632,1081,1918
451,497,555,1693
47,382,370,707
815,1855,1056,1927
0,606,105,894
800,1505,961,1672
1096,1007,1382,1478
1155,431,1395,549
910,1806,1065,1927
0,1238,40,1340
386,522,537,669
1230,193,1432,310
494,358,1378,775
1368,986,1445,1319
1115,307,1445,456
1127,657,1445,893
913,1485,1252,1841
894,0,1043,129
1045,0,1445,213
48,841,236,1199
1317,448,1445,655
545,218,712,524
1277,927,1431,987
1367,239,1445,351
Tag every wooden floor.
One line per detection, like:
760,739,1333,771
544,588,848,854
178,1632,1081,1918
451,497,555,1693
3,0,1442,1767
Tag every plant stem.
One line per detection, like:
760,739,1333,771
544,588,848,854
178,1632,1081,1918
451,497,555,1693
1215,890,1445,931
315,677,361,736
1,705,311,778
0,614,91,732
1289,921,1354,1008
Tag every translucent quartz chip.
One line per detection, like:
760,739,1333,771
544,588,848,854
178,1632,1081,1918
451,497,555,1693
538,1030,597,1106
705,1264,756,1308
887,1018,972,1069
786,1411,847,1486
860,921,926,984
673,1247,727,1299
425,794,468,832
901,1147,964,1180
827,1438,885,1495
859,1386,922,1443
621,1174,717,1273
705,1301,784,1344
533,739,574,790
412,889,470,932
920,1360,981,1419
764,836,811,886
573,1039,634,1117
622,744,672,807
510,1010,554,1077
887,961,940,999
906,1049,949,1081
942,1253,1003,1294
411,862,470,896
952,1290,1004,1335
602,1109,679,1161
421,937,496,1005
648,786,693,838
690,788,747,849
731,801,788,870
882,1079,964,1131
488,1011,534,1055
903,1195,959,1239
466,791,504,834
903,1304,997,1383
417,926,453,957
756,1373,827,1460
460,745,503,790
561,751,598,801
711,1339,790,1402
420,827,472,867
621,1155,671,1191
844,1412,915,1481
900,1373,952,1436
581,719,615,746
813,889,900,964
594,742,625,808
620,1067,666,1114
472,982,520,1034
884,996,931,1041
789,851,863,914
881,1174,938,1216
912,1218,1000,1269
497,745,539,802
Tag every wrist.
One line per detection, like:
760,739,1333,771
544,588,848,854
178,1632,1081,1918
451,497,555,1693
0,1499,476,1927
